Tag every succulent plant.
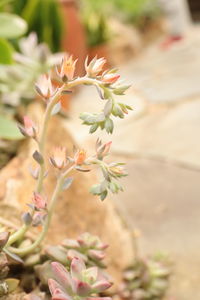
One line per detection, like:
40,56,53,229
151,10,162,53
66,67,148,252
119,254,171,300
0,32,62,108
0,232,19,296
47,233,108,268
0,53,131,298
48,257,112,300
34,232,108,287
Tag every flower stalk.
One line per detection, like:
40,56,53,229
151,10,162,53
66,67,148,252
3,55,131,259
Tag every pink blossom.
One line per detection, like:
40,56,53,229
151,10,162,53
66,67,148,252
102,74,120,84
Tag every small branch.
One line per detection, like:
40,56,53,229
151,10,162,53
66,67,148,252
7,165,75,256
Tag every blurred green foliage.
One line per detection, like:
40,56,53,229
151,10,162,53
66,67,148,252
1,0,63,52
114,0,160,27
0,4,27,141
81,0,160,45
81,0,110,47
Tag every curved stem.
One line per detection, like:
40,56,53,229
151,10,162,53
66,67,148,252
8,165,75,256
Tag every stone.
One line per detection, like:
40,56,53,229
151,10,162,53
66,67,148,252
114,158,200,299
0,102,133,287
111,98,200,168
120,28,200,103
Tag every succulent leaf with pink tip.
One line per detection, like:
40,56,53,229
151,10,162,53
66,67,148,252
48,257,112,300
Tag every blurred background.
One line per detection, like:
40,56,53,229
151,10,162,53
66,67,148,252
0,0,200,299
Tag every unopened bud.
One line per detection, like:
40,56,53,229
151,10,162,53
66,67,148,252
85,56,106,77
50,147,67,169
32,192,47,210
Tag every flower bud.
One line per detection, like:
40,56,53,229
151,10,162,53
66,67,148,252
32,192,47,210
96,141,112,160
32,211,47,227
35,75,56,100
58,55,77,81
85,57,106,77
74,150,86,165
102,73,120,85
108,165,126,178
50,147,67,169
19,116,37,138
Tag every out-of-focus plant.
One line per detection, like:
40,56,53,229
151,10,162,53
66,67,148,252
119,253,171,300
0,32,63,109
114,0,160,30
117,230,171,300
0,4,27,64
0,33,62,168
1,0,63,52
0,4,28,167
80,0,111,48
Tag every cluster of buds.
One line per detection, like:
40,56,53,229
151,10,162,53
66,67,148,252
48,257,112,300
23,192,47,228
45,232,108,270
89,140,126,200
119,255,171,300
80,57,132,134
50,147,88,173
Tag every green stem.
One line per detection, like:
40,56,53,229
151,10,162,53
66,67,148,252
7,86,65,246
7,165,75,256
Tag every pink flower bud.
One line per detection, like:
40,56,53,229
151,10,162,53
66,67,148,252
85,57,106,77
50,147,67,169
32,211,47,227
59,55,77,81
23,116,37,138
32,192,47,210
74,150,86,166
102,73,120,84
35,75,56,100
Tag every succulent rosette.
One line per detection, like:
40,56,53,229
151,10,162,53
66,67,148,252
48,257,112,300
